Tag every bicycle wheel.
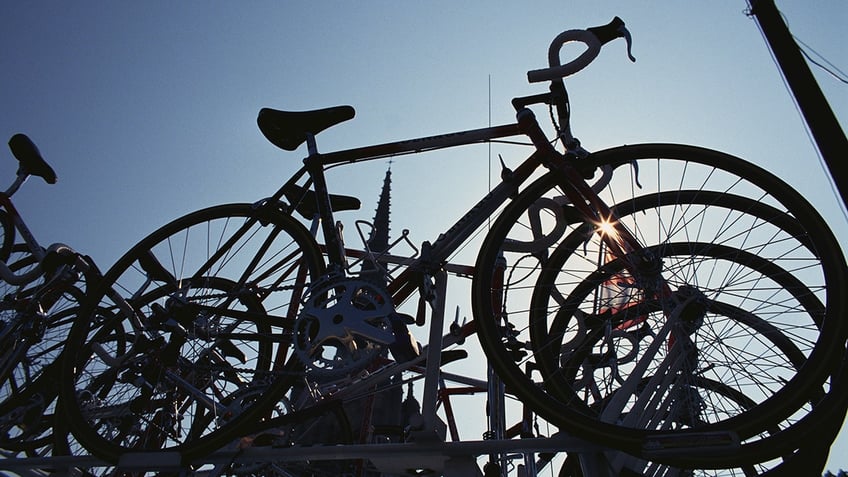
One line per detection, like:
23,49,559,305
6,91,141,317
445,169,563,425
0,246,41,395
0,291,85,455
557,378,795,476
1,285,84,398
0,246,91,456
537,217,824,430
60,203,324,463
0,262,90,460
472,143,847,461
551,251,821,475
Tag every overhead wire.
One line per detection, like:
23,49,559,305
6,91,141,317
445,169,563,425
746,1,848,225
793,36,848,85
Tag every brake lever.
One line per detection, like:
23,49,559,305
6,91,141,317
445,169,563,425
588,16,636,63
620,24,636,63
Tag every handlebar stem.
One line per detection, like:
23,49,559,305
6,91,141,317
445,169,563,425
515,108,561,162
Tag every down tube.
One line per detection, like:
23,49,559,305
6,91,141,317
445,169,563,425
427,152,544,266
384,152,545,307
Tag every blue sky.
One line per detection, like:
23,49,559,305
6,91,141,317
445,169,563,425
2,1,846,472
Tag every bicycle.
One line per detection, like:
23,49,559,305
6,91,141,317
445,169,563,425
58,16,847,473
0,134,101,456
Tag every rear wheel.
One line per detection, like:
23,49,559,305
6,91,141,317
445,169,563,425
60,203,324,463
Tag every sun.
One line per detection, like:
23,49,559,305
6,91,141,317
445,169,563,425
595,216,619,239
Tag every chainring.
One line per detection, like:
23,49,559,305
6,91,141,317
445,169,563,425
294,277,395,381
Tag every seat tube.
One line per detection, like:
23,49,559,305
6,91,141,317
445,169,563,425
303,135,347,272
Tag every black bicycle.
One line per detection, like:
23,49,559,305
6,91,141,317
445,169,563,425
58,16,847,473
0,134,101,457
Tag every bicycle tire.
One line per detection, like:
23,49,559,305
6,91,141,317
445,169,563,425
557,377,789,476
0,245,55,412
0,285,85,400
536,212,825,431
0,377,57,456
0,287,85,456
472,143,847,461
0,245,40,391
0,245,92,457
547,241,822,474
60,202,324,463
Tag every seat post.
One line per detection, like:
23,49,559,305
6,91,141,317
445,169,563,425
303,135,347,273
305,132,319,156
4,172,28,197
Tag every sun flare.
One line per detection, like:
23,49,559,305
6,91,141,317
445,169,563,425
596,217,619,239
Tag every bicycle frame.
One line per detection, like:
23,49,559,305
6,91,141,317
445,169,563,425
251,103,655,471
163,118,529,322
272,103,649,319
0,192,47,286
293,122,523,272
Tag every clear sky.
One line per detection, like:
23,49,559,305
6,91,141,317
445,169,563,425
2,1,846,473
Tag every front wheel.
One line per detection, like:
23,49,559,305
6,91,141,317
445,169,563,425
60,203,324,463
472,144,847,464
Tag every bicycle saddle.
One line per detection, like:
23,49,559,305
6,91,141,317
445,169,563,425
8,134,57,184
258,106,356,151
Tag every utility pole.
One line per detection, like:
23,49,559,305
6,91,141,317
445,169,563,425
749,0,848,209
750,3,848,475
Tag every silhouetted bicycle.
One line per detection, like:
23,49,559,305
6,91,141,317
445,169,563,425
58,16,847,473
0,134,100,455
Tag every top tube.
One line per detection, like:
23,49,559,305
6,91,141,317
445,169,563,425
316,123,523,167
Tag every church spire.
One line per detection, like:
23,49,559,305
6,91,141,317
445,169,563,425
368,165,392,253
361,165,392,280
